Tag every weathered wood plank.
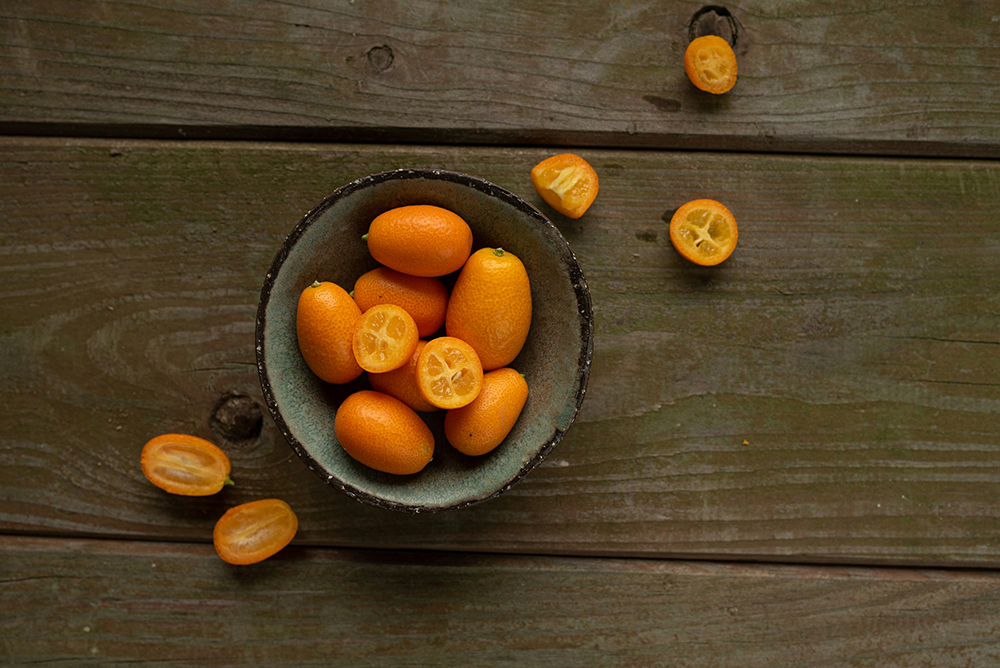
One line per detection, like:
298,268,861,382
3,534,1000,667
1,1,998,156
2,137,1000,566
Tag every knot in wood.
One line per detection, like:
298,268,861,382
210,392,263,442
688,5,739,47
366,45,394,73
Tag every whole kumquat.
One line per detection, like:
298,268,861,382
296,281,363,384
530,153,599,219
365,205,473,277
668,198,739,266
334,390,435,475
445,247,531,371
140,433,233,496
415,336,484,410
353,267,448,338
213,498,298,565
352,303,419,373
368,340,441,413
684,35,738,94
444,368,529,456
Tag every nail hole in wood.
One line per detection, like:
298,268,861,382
688,5,739,47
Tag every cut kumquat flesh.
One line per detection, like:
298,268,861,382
684,35,738,94
416,336,484,410
213,499,298,566
530,153,599,219
140,433,232,496
352,303,419,373
669,199,738,266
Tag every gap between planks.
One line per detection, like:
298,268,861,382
3,529,999,573
5,532,1000,580
1,124,998,161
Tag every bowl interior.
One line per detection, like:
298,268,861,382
258,169,592,511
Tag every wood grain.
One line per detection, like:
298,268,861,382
4,534,1000,667
2,137,1000,566
1,1,998,156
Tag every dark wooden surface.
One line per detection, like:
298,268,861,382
2,1,1000,665
3,137,1000,568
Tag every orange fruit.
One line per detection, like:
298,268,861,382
684,35,737,94
140,433,233,496
369,340,441,413
352,303,419,373
364,205,473,277
334,390,435,475
213,499,298,565
445,368,529,456
353,267,448,337
445,247,531,371
296,281,363,384
415,336,484,410
668,198,738,266
530,153,599,219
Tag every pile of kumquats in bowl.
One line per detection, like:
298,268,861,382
255,168,594,514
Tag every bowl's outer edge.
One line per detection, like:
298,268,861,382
256,168,595,513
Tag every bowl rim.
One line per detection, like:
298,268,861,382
255,167,594,512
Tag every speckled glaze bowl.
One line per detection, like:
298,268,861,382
256,169,593,512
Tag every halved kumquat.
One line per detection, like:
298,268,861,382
140,433,232,496
669,198,738,266
684,35,738,94
213,499,298,566
530,153,599,219
416,336,484,410
352,303,419,373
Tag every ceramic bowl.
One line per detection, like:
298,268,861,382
256,168,593,512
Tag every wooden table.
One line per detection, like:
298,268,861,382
3,2,1000,665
